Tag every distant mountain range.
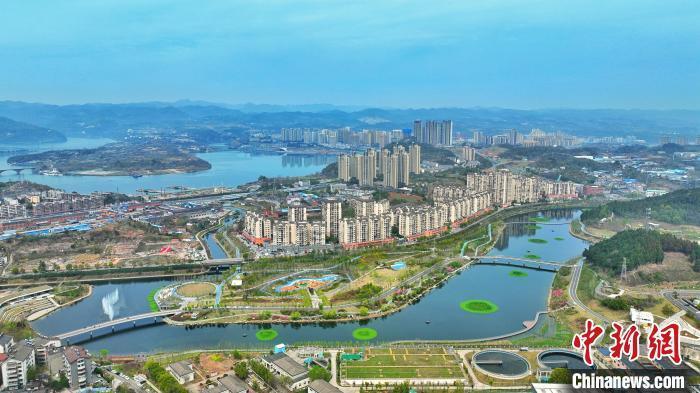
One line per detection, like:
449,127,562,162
0,115,66,145
0,100,698,143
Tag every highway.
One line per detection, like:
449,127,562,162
661,289,700,321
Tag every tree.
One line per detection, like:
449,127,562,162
232,350,243,360
234,361,249,379
662,303,676,316
358,306,369,317
308,366,331,381
116,385,136,393
392,381,411,393
290,311,301,320
26,366,37,381
549,368,572,384
99,349,109,359
49,372,69,390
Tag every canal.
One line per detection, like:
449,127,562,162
32,209,589,354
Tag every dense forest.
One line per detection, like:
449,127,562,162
583,229,700,273
581,187,700,225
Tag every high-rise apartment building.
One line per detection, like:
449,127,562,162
338,144,419,188
409,144,421,174
414,120,453,146
288,205,307,222
322,198,342,238
383,152,399,188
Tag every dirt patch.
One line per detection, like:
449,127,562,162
198,353,234,376
388,192,423,204
627,252,700,285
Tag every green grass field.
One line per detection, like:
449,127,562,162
340,347,464,380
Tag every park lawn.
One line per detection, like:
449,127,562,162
341,347,464,380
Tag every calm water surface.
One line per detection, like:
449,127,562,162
0,138,334,194
32,210,588,354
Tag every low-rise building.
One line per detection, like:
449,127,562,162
166,360,195,384
260,352,309,390
308,379,343,393
202,375,248,393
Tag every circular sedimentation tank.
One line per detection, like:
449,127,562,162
472,350,530,379
460,299,499,314
537,349,595,370
352,327,378,341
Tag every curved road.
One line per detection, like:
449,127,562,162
569,258,610,324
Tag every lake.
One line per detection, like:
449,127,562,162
0,138,334,194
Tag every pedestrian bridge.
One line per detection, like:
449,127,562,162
201,257,244,266
55,309,179,343
472,255,565,271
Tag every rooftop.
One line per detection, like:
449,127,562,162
309,379,343,393
262,352,308,379
13,341,35,362
168,360,194,378
219,375,248,393
63,346,90,364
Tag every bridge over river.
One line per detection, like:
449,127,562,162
0,168,35,175
470,255,566,272
55,309,180,344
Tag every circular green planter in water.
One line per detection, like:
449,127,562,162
352,327,378,341
509,270,528,277
460,299,499,314
256,329,279,341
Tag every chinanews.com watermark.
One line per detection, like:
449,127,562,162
546,318,698,392
572,372,686,391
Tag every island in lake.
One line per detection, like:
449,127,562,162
7,142,212,176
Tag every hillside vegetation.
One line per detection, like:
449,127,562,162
0,116,66,144
581,188,700,226
583,229,700,274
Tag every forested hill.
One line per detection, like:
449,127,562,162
0,116,66,144
583,229,700,273
580,188,700,225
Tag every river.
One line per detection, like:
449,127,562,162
31,209,588,354
0,138,335,194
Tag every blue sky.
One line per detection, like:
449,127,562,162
0,0,698,109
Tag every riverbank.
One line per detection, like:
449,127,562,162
568,219,603,243
164,223,505,327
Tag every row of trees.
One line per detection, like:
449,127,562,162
143,361,188,393
583,229,700,273
581,188,700,225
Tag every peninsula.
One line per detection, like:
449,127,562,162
7,141,212,176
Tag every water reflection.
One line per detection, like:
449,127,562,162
280,155,336,168
495,209,577,250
